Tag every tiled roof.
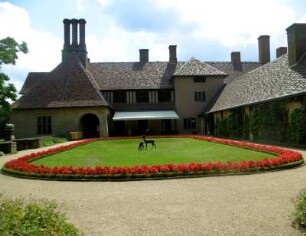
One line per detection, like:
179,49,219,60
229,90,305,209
15,54,263,110
13,53,108,109
87,61,179,90
207,62,261,82
88,58,259,91
174,58,227,76
19,72,48,94
207,54,306,113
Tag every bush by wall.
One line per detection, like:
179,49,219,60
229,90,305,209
292,189,306,230
0,194,80,236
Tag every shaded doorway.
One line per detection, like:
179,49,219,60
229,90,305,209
138,120,148,135
80,114,100,138
161,120,173,134
114,121,126,136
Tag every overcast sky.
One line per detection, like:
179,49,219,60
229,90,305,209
1,0,306,92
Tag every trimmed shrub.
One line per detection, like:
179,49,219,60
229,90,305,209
42,137,67,146
0,195,80,236
292,189,306,230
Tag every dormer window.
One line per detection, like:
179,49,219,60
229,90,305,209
193,76,206,83
113,91,127,103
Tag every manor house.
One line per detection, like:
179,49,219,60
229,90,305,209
11,19,306,143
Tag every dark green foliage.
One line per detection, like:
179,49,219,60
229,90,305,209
292,189,306,230
290,109,306,144
42,137,67,146
0,195,80,236
0,37,28,137
0,37,28,65
249,102,289,142
216,118,229,137
216,108,248,139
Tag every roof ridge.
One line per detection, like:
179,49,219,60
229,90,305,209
174,57,227,76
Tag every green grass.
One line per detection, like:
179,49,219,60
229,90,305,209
32,138,276,168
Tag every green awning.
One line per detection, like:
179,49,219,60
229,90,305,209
113,110,179,121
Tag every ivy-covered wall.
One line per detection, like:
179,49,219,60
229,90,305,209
213,94,306,146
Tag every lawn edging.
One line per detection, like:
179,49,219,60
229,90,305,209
1,135,304,181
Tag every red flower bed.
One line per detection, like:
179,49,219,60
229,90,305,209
1,135,304,180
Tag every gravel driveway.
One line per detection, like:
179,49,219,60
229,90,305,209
0,142,305,236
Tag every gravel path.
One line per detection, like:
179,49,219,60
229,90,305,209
0,142,305,236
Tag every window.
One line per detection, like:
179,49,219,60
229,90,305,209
102,91,113,103
158,90,172,102
113,91,126,103
194,91,206,102
37,116,52,135
193,76,206,83
184,118,196,129
136,90,149,103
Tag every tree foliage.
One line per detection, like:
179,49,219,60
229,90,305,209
0,37,28,135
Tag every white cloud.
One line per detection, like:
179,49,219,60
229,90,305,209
96,0,111,7
87,25,169,62
156,0,295,48
0,2,61,91
0,0,304,92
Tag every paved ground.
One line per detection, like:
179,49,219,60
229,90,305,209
0,142,306,236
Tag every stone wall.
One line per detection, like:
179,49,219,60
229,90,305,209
10,106,110,138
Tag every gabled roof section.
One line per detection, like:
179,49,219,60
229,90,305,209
174,58,227,77
14,53,108,109
88,61,178,90
19,72,48,94
207,54,306,113
207,62,261,82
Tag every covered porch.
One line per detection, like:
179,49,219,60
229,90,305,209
110,110,179,136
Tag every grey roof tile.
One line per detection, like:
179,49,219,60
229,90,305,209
14,55,262,109
19,72,48,94
14,53,108,109
87,61,179,90
207,54,306,113
174,58,227,76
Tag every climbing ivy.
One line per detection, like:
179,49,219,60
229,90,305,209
216,107,248,139
215,95,306,146
290,108,306,144
249,102,289,142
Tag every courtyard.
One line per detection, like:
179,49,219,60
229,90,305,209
0,142,305,236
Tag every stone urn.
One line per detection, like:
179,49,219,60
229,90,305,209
4,124,15,141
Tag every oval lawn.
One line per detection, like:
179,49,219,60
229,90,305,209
32,138,276,167
1,135,304,180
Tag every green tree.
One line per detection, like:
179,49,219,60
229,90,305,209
0,37,28,136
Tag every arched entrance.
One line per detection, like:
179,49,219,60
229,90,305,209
80,114,100,138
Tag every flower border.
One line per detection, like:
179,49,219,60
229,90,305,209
1,135,304,181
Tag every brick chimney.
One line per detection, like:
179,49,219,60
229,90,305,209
286,23,306,66
258,35,270,65
139,49,149,62
231,52,242,71
169,45,177,63
276,47,287,58
62,18,88,67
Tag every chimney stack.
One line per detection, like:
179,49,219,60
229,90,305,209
139,49,149,63
71,19,78,46
62,18,87,67
276,47,287,58
63,19,70,49
231,52,242,71
169,45,177,63
258,35,270,65
79,19,86,49
286,23,306,66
